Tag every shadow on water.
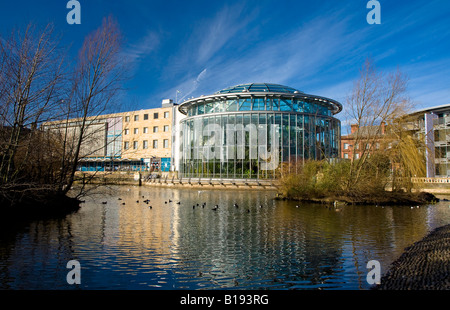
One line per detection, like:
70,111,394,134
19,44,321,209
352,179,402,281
1,185,450,290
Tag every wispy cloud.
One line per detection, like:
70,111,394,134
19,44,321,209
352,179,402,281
404,59,450,109
158,6,363,102
121,30,160,66
195,4,252,64
192,11,364,95
152,0,450,112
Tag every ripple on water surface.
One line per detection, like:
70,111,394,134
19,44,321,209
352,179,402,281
1,186,450,290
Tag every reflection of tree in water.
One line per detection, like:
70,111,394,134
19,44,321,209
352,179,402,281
0,186,445,289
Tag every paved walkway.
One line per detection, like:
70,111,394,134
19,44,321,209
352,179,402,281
375,224,450,290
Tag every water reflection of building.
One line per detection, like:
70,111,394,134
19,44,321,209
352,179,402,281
177,83,342,179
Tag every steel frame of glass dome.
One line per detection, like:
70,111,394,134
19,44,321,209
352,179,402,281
178,84,342,179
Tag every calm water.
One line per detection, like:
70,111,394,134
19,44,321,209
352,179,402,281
1,185,450,290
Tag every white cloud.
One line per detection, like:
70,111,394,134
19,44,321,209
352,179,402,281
152,0,450,113
195,5,251,64
159,68,209,104
155,8,362,103
121,30,159,65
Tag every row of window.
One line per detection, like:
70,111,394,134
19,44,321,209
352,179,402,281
186,97,333,117
343,153,359,159
123,139,169,150
124,111,170,122
124,125,170,135
343,142,381,150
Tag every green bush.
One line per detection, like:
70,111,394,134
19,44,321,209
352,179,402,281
279,156,391,202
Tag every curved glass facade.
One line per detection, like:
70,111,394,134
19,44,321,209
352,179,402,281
178,84,341,179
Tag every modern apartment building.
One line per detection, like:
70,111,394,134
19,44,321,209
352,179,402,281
405,104,450,178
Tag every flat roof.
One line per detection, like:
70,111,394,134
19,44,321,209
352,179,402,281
409,103,450,116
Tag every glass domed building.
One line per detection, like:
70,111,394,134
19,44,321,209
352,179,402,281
178,83,342,179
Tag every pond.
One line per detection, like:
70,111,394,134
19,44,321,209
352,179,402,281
1,185,450,290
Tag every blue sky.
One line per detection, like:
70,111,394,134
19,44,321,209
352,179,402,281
1,0,450,127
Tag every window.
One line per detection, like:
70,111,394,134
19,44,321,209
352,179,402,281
124,141,129,150
280,99,292,111
355,153,360,159
153,140,158,149
143,127,148,134
163,139,169,148
239,98,251,111
154,113,159,119
143,140,148,149
344,153,349,159
344,143,349,150
153,126,159,133
124,128,129,135
144,114,148,120
125,116,130,122
133,141,138,150
163,125,169,132
134,115,139,121
164,111,170,118
134,128,139,134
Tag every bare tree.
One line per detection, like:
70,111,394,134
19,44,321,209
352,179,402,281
60,15,125,195
344,58,424,193
0,23,66,186
0,16,125,208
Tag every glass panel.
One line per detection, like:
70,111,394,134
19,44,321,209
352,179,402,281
197,103,204,115
249,84,268,92
205,101,214,114
216,99,225,113
266,98,273,111
239,98,252,111
280,99,292,111
226,99,238,112
282,114,289,162
250,114,258,161
292,99,298,112
303,115,310,159
268,85,285,92
272,98,280,111
252,97,265,111
297,99,304,112
290,114,297,163
296,114,304,162
274,114,281,125
243,114,251,178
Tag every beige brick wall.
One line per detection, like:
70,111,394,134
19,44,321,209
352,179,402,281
121,107,173,160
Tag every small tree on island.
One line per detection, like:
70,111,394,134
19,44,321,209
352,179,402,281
344,58,426,196
279,59,429,205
